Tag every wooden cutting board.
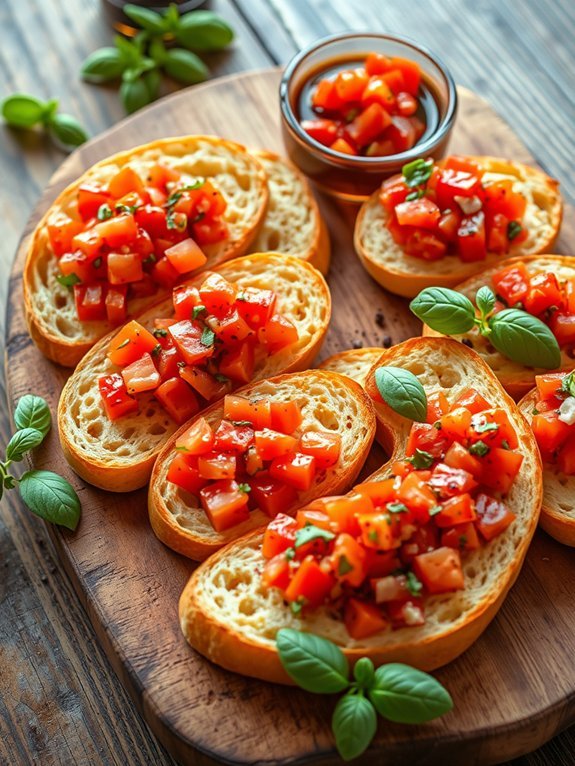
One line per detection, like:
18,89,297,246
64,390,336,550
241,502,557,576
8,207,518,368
6,68,575,766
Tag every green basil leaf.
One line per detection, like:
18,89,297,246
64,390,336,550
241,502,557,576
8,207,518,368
114,35,144,66
164,3,181,30
402,158,433,188
200,326,215,347
149,38,168,65
175,12,235,51
332,694,377,761
56,272,81,289
369,663,453,724
410,287,476,335
143,68,161,102
164,48,208,85
14,395,52,436
561,371,575,397
81,47,126,83
120,77,152,114
42,99,59,121
407,448,434,469
489,308,561,369
476,285,495,317
353,657,375,690
276,628,349,694
19,470,81,531
294,524,335,548
374,366,427,422
6,428,45,462
47,113,88,148
123,3,166,33
2,94,47,128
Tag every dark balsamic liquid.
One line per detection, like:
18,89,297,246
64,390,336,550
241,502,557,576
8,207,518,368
296,58,440,146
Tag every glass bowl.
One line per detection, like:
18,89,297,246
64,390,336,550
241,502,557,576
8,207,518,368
279,33,458,202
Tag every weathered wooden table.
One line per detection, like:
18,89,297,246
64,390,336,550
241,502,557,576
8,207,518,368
1,1,573,764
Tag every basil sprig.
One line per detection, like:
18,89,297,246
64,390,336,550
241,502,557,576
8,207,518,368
1,94,87,150
81,4,234,114
374,367,427,422
277,629,452,761
2,395,81,530
410,285,561,370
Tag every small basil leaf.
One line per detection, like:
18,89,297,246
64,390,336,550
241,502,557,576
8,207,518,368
42,99,59,121
19,470,81,531
2,94,47,128
332,694,377,761
476,285,495,317
143,68,161,102
114,35,143,66
369,663,453,724
6,428,45,462
149,38,168,65
81,47,126,83
374,366,427,422
276,628,349,694
410,287,476,335
120,77,152,114
123,3,166,33
47,113,88,148
294,524,335,548
164,48,209,85
14,395,52,436
489,309,561,370
175,12,235,51
353,657,375,690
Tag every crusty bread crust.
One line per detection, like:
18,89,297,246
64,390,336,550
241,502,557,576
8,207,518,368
318,347,385,389
354,156,562,298
149,370,376,561
57,253,331,492
518,386,575,546
248,150,330,275
179,338,542,680
423,255,575,399
25,136,269,367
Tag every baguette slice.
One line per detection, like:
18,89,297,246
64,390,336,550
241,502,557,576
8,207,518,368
58,253,331,492
354,156,562,298
179,337,541,681
25,136,269,367
149,370,375,561
248,150,330,274
518,385,575,546
318,347,385,389
423,255,575,399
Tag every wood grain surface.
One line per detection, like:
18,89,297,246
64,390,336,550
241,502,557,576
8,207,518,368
1,2,574,765
5,67,575,766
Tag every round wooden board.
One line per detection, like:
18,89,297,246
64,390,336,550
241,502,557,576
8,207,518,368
6,68,575,766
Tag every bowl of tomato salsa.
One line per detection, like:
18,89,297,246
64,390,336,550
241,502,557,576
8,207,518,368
279,33,457,201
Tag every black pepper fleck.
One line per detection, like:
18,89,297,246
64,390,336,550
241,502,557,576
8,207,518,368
462,338,473,348
352,339,363,349
375,309,385,328
383,335,392,348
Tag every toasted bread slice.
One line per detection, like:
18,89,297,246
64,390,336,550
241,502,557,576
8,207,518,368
318,347,385,389
423,255,575,399
58,254,331,492
25,136,269,367
249,150,330,274
179,338,541,681
149,370,375,561
518,385,575,546
354,157,562,298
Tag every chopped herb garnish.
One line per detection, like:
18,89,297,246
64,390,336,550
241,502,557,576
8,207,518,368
501,439,510,450
191,211,206,224
215,373,230,384
177,360,186,368
402,158,434,188
143,254,157,265
434,421,442,430
294,525,335,549
561,372,575,397
387,502,409,514
407,448,434,469
200,327,215,347
237,483,251,493
406,189,425,201
459,535,468,548
285,547,295,561
56,273,81,289
97,203,113,221
290,600,304,615
165,180,205,209
469,440,489,457
151,343,162,357
337,555,354,576
116,338,131,349
153,328,168,338
473,421,499,434
232,420,253,427
115,203,138,215
532,407,539,416
507,221,523,241
368,529,379,543
192,305,206,319
406,571,423,596
92,257,102,269
429,505,442,516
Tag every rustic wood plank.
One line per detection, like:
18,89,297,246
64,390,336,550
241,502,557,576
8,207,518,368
5,68,575,766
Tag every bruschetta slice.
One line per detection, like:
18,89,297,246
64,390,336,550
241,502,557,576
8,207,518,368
58,253,330,492
25,136,269,367
148,370,376,561
422,255,575,398
354,155,562,298
179,337,541,681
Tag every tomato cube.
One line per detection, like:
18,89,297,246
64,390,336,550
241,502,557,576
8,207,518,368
479,448,523,494
549,312,575,345
251,476,298,518
154,377,200,424
176,417,215,455
199,479,250,532
262,554,291,591
173,284,203,321
199,273,237,317
299,431,342,469
105,286,128,325
213,420,254,453
358,512,400,551
198,451,236,480
269,452,316,491
121,352,160,394
108,166,146,200
107,252,143,285
557,433,575,475
164,238,207,275
179,366,228,402
301,118,338,147
413,547,464,594
345,103,392,148
74,284,107,322
395,198,441,229
429,463,477,499
108,320,158,367
166,453,207,495
168,320,214,366
235,287,277,329
223,395,272,429
262,513,298,558
47,218,85,257
344,599,388,639
255,429,298,461
284,556,334,608
475,494,515,541
270,401,302,434
532,410,571,455
207,309,253,345
258,314,298,352
434,493,476,528
218,341,256,384
524,273,563,316
99,373,138,420
441,521,480,552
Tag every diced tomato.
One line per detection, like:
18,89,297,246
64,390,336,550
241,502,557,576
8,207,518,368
344,599,388,639
168,320,214,366
436,168,483,210
108,320,158,366
536,373,566,400
457,212,487,262
483,180,526,221
468,408,518,449
361,76,395,109
429,463,477,499
385,115,419,152
365,139,395,157
434,493,476,528
164,238,207,275
146,163,181,189
72,228,104,259
335,67,369,101
426,391,449,423
207,309,253,345
154,377,200,424
403,230,447,261
262,513,297,558
397,472,437,523
166,453,207,495
197,451,236,480
47,219,85,257
262,554,291,591
270,401,302,434
296,508,332,531
311,78,343,111
391,459,413,478
73,284,106,322
437,210,462,243
387,598,425,628
345,103,392,149
389,57,421,95
365,52,391,76
107,166,146,200
379,176,409,213
443,442,482,478
329,533,366,587
135,205,169,239
235,287,277,329
212,420,254,453
223,395,272,429
218,342,256,385
94,214,138,249
441,522,480,552
180,366,228,403
531,410,571,455
451,388,491,414
107,252,143,285
258,314,298,352
352,481,395,508
566,279,575,314
156,345,180,381
270,452,316,491
330,138,357,155
173,284,202,321
198,273,236,317
365,549,401,578
284,555,334,608
358,512,400,551
176,417,214,455
475,494,516,541
310,493,371,536
77,185,112,221
413,547,464,594
492,262,530,306
105,286,128,325
524,273,563,315
487,212,510,254
192,219,229,246
254,429,297,461
440,407,472,442
396,91,418,116
301,118,338,146
299,431,341,469
557,433,575,474
442,156,480,175
251,477,298,518
98,373,138,420
121,352,160,394
406,422,449,459
395,198,441,229
151,256,179,288
372,574,411,603
479,448,523,494
199,479,250,532
549,312,575,345
399,524,439,566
